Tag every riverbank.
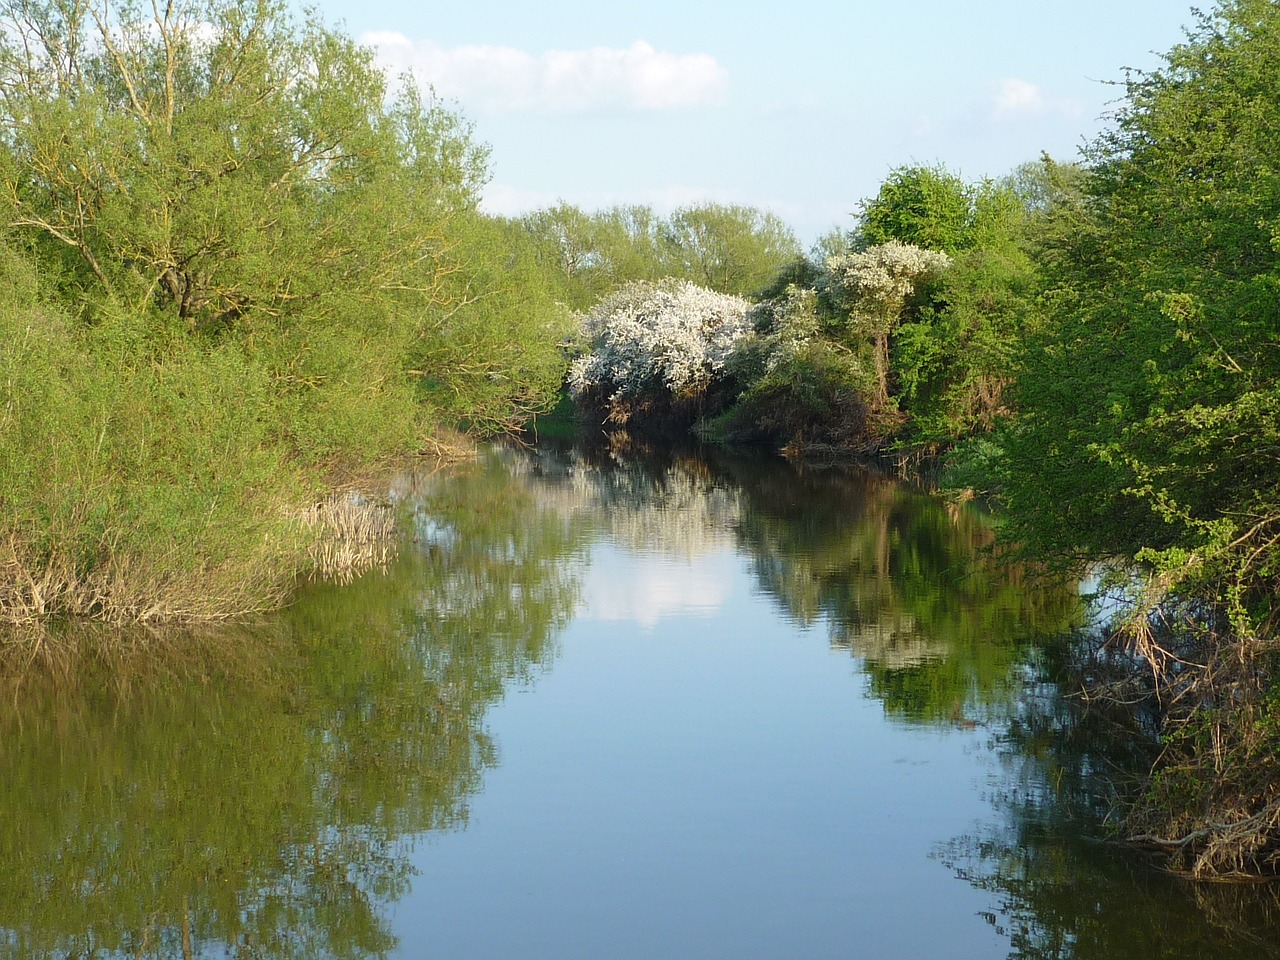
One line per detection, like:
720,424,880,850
0,244,495,626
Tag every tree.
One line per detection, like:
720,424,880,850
994,0,1280,876
894,176,1046,445
660,202,801,296
519,202,609,309
856,164,972,253
0,0,485,328
0,0,572,623
568,279,752,424
414,212,574,433
520,203,668,310
824,242,950,407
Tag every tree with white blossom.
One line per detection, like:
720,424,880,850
568,279,752,423
824,242,950,405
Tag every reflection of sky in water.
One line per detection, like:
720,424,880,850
578,543,735,629
6,443,1276,960
397,533,1006,960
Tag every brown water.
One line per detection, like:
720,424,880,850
1,438,1277,958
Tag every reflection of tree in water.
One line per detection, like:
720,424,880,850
480,439,1280,954
6,439,1227,959
721,459,1082,725
0,461,588,960
938,673,1280,959
520,437,1081,726
510,436,741,558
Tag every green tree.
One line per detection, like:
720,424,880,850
824,241,950,407
856,164,972,254
520,202,610,310
994,0,1280,875
0,0,571,623
894,177,1045,445
0,0,484,328
416,212,574,433
660,202,801,296
520,203,668,310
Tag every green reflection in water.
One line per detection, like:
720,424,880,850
5,439,1267,960
938,677,1280,959
723,458,1083,725
0,458,589,959
538,436,1083,726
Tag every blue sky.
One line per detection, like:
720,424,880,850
314,0,1196,244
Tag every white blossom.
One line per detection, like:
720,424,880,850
568,279,752,401
823,241,950,334
748,283,821,373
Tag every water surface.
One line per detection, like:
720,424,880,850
2,438,1277,958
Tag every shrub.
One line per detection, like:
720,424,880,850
568,279,751,425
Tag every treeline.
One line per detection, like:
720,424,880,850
993,0,1280,879
562,160,1068,455
518,201,800,309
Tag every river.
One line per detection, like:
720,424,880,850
1,437,1277,958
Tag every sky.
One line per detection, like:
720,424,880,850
310,0,1197,245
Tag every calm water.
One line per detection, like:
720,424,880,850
2,439,1278,959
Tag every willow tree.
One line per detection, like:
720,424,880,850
660,202,801,297
0,0,570,623
0,0,486,327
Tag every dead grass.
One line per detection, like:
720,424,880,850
300,492,398,584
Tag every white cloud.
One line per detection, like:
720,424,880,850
364,32,728,115
990,78,1084,122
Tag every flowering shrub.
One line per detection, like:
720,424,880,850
823,241,950,404
824,241,950,338
568,279,752,421
751,283,821,372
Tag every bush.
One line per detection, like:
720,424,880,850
716,338,891,452
0,247,311,622
568,279,751,426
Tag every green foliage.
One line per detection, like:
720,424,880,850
0,0,573,622
856,164,973,253
720,338,886,451
413,213,574,433
987,0,1280,875
0,0,479,326
520,202,670,311
660,202,802,296
520,200,801,309
714,283,884,450
714,166,1057,457
895,189,1040,446
998,0,1280,580
0,452,587,955
0,247,311,621
824,241,951,407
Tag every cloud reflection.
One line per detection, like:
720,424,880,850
579,549,732,629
